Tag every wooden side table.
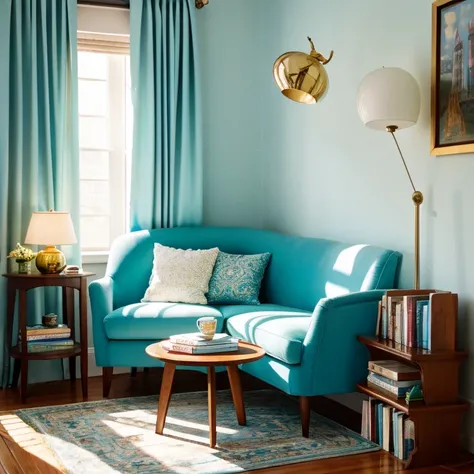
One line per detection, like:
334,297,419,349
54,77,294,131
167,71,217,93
145,341,265,448
3,272,95,403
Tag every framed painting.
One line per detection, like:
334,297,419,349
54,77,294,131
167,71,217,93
432,0,474,155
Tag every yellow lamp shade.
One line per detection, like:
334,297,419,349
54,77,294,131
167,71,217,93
273,37,334,105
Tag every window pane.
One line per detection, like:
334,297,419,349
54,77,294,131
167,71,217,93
80,216,110,250
79,80,107,116
80,151,109,180
78,52,108,80
80,180,109,215
79,116,108,149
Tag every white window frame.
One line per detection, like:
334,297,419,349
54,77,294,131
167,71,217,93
77,5,130,264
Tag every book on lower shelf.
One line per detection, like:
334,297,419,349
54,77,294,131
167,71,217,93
20,338,74,353
361,397,415,461
21,324,70,339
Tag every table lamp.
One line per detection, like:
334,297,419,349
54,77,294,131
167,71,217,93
356,67,422,289
24,210,78,274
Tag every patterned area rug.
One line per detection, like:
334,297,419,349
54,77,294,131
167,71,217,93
16,390,379,474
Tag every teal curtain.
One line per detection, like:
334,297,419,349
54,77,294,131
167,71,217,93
0,0,80,387
129,0,203,230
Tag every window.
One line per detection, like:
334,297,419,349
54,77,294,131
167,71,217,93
78,51,132,253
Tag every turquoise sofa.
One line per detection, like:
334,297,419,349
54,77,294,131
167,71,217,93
89,227,401,436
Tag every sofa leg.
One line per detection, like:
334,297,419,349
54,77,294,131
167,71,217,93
131,367,137,377
103,367,114,398
300,396,310,438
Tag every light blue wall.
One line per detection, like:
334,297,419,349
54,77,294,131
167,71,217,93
197,0,474,449
197,1,265,228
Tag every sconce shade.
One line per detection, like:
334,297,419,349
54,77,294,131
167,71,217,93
25,211,77,245
273,38,334,105
356,67,421,131
273,52,328,104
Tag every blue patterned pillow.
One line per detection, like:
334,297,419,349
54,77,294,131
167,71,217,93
207,252,271,305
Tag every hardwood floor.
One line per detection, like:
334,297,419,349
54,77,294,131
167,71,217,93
0,369,473,474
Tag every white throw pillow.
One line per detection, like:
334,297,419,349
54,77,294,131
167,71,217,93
142,244,219,304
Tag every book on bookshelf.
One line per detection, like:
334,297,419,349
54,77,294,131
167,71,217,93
377,290,458,352
367,373,420,398
169,333,239,346
361,397,415,461
162,341,239,354
368,360,421,382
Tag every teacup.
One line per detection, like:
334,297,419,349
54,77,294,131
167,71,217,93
196,317,217,340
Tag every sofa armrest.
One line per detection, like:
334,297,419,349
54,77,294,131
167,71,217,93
88,276,114,366
301,290,385,395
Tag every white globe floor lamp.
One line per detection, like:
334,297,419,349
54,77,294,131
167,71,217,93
357,67,422,289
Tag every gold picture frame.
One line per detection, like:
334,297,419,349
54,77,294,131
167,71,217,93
431,0,474,156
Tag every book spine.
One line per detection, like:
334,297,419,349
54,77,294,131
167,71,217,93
415,301,424,348
368,372,420,388
192,344,239,354
26,328,70,336
21,332,71,341
361,400,369,439
427,301,432,351
403,419,415,461
376,301,382,338
387,297,394,340
422,304,429,350
394,303,402,344
381,295,388,339
377,403,383,446
367,378,412,397
169,337,237,346
392,410,398,457
368,363,398,381
23,344,74,353
27,339,72,346
406,297,415,347
165,343,238,354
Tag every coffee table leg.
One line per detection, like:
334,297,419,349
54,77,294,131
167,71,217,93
208,366,217,448
227,365,246,426
155,362,176,434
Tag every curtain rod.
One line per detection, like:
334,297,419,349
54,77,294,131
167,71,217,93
78,0,209,9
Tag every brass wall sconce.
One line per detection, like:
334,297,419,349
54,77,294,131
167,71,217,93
273,37,334,104
195,0,208,8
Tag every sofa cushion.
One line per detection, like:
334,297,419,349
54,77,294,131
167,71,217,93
142,244,219,304
207,251,271,305
225,307,312,365
104,303,223,340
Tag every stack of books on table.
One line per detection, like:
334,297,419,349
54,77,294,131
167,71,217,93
63,265,83,275
367,360,422,399
163,333,240,354
19,324,73,353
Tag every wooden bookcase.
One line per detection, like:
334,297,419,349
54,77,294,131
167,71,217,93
357,289,468,470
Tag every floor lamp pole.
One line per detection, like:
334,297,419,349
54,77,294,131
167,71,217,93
387,126,423,290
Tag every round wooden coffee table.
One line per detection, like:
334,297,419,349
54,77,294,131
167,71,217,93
146,340,265,448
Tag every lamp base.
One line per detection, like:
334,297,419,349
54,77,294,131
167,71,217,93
35,245,67,274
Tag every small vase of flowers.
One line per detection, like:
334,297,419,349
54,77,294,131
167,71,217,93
8,243,37,274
